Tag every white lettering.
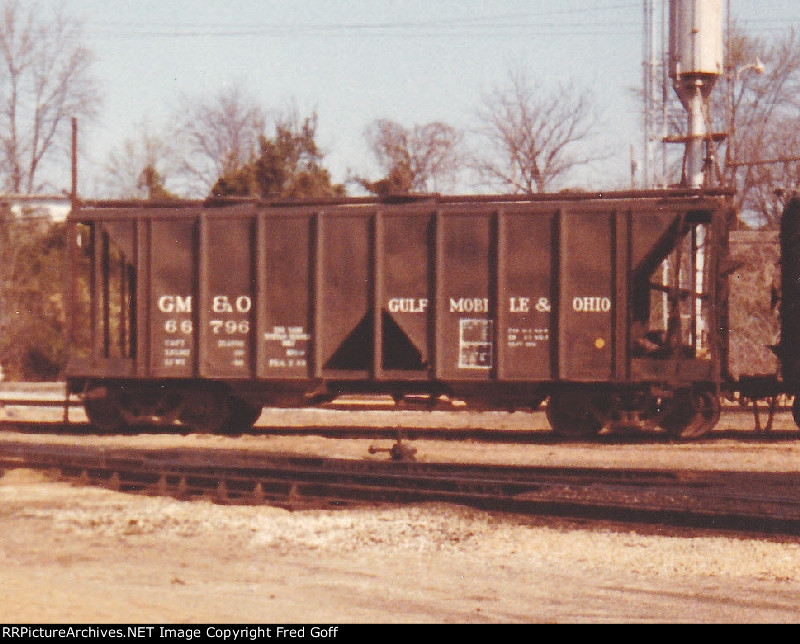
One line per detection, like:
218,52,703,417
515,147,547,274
450,297,489,313
213,295,233,313
572,296,612,313
158,295,192,313
165,319,193,334
164,348,190,357
175,296,192,313
236,296,252,313
264,326,310,342
388,297,428,313
509,297,530,313
217,339,245,347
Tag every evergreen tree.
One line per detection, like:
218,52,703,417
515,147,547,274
211,112,344,200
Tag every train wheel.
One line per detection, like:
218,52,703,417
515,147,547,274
661,389,720,439
178,385,230,433
221,397,262,434
546,388,607,437
792,396,800,428
84,389,125,432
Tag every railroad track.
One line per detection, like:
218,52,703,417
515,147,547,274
2,438,800,536
4,413,800,445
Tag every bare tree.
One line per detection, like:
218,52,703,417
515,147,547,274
723,28,800,228
360,119,462,195
173,84,267,195
0,0,99,194
472,69,601,194
741,114,800,227
98,122,180,199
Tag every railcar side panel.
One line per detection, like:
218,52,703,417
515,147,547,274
380,211,430,376
200,215,256,378
780,198,800,391
317,213,372,378
557,208,615,381
436,211,493,379
496,208,554,381
149,216,198,378
98,219,137,365
259,212,312,380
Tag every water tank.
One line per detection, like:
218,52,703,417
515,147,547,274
669,0,723,80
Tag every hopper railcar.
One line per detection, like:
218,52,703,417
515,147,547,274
63,188,748,438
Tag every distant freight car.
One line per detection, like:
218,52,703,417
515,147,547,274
64,189,735,438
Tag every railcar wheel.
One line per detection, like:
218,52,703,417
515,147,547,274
660,389,720,439
84,389,125,432
546,389,607,437
221,397,262,434
792,396,800,428
178,386,230,433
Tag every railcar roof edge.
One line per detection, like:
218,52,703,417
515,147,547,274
69,186,735,215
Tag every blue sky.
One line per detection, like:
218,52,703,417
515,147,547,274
53,0,800,197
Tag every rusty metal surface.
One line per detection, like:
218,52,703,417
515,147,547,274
64,192,731,403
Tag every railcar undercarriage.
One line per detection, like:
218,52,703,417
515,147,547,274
74,377,722,439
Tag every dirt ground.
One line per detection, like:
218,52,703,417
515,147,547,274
2,406,800,623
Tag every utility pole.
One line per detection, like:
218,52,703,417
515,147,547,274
642,0,661,189
661,0,669,186
642,0,649,188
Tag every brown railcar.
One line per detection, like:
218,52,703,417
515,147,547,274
64,189,735,437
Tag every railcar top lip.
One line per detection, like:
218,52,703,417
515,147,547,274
69,186,736,214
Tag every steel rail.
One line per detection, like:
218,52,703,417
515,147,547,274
2,440,800,536
3,416,800,446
